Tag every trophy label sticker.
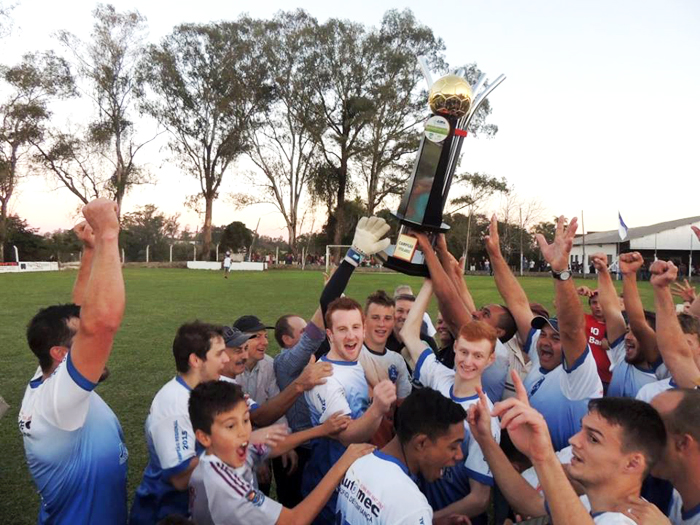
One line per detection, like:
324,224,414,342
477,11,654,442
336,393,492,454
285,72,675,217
424,115,450,143
394,233,418,262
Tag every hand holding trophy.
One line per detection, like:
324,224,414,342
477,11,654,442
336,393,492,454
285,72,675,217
380,59,505,276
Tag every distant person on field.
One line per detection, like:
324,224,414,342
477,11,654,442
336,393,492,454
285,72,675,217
19,198,128,524
223,251,231,278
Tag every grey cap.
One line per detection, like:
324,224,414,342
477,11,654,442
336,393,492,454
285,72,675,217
223,326,253,348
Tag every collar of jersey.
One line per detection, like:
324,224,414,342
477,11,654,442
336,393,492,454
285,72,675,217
29,376,44,389
176,375,192,391
449,385,479,402
320,356,358,366
539,366,555,375
363,344,388,357
373,450,409,475
670,377,678,389
682,499,700,519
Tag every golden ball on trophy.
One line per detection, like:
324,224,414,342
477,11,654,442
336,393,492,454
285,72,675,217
428,74,473,119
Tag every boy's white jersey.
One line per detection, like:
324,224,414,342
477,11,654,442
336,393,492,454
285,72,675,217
189,452,282,525
669,489,700,524
336,451,432,525
359,345,412,398
636,377,676,403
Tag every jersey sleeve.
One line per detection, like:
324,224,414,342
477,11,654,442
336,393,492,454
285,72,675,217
465,410,501,485
394,506,434,525
413,350,454,391
150,413,197,477
592,513,637,524
608,335,627,369
307,379,351,424
561,347,604,401
35,352,96,431
207,466,283,525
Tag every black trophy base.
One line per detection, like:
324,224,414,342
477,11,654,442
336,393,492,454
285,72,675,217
383,254,430,277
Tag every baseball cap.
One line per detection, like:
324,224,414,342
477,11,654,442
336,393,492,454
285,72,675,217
233,315,273,334
531,316,560,333
222,326,253,348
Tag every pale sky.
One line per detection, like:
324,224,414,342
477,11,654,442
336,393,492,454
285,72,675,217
4,0,700,238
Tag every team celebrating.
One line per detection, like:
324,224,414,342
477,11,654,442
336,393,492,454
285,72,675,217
17,199,700,524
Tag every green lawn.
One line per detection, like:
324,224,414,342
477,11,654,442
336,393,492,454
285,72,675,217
0,268,658,522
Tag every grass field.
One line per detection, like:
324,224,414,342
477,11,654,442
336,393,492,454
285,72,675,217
0,268,658,523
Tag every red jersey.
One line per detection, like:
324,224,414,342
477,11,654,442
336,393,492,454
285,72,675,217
585,314,611,383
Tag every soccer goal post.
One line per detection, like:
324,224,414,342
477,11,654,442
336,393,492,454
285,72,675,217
325,245,352,274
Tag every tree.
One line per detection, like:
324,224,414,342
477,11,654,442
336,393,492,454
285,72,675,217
139,19,270,260
303,17,375,246
119,204,179,261
358,9,446,216
246,11,321,255
2,216,51,261
0,52,74,261
447,172,509,266
220,221,253,254
56,4,151,215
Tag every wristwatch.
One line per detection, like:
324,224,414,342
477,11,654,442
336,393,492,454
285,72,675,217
552,269,572,281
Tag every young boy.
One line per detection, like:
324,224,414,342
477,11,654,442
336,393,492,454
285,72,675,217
188,380,374,525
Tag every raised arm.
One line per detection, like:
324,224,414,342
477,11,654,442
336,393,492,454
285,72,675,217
535,216,587,366
71,221,96,306
650,260,700,388
590,253,626,343
415,233,471,335
619,252,659,363
69,199,125,384
399,279,435,365
485,215,534,343
435,233,476,313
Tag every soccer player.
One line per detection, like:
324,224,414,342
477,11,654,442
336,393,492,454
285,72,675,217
187,380,374,525
336,388,470,525
19,198,126,525
475,216,602,451
401,280,500,523
649,388,700,525
223,251,231,278
302,297,397,524
589,253,664,398
496,372,667,524
130,321,231,524
637,260,700,402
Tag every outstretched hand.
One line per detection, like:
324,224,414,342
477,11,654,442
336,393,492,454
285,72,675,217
467,386,495,445
672,279,697,303
492,371,554,464
650,260,678,289
484,214,502,257
535,216,577,272
295,355,333,391
351,216,391,256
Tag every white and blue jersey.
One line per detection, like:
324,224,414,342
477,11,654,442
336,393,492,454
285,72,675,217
607,336,662,398
523,329,603,451
18,354,128,525
668,489,700,524
130,376,203,524
413,349,500,523
636,377,677,403
336,451,433,525
481,339,510,403
303,356,370,524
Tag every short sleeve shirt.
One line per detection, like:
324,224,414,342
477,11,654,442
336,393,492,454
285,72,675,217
413,349,500,510
607,335,661,398
189,452,283,525
523,329,603,451
359,345,412,398
19,354,128,525
636,377,675,403
668,489,700,524
336,451,433,525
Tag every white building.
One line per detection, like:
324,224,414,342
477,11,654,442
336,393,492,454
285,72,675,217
571,216,700,274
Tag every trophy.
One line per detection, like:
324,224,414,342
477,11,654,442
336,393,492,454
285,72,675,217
380,58,506,276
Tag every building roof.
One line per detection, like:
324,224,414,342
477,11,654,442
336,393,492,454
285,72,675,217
574,216,700,245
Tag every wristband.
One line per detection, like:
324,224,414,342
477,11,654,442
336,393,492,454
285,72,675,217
344,248,363,267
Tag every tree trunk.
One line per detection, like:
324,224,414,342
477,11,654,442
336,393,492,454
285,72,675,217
202,196,214,261
332,160,348,246
0,197,8,263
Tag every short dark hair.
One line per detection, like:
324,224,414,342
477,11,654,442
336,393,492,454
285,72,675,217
26,304,81,373
394,293,416,303
189,380,247,435
662,389,700,444
325,297,364,330
588,397,666,476
274,314,298,348
678,313,700,338
173,321,225,374
395,388,466,444
365,290,395,313
494,305,517,342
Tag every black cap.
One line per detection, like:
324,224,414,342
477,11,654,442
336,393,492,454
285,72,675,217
531,316,560,333
222,326,253,348
233,315,273,334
